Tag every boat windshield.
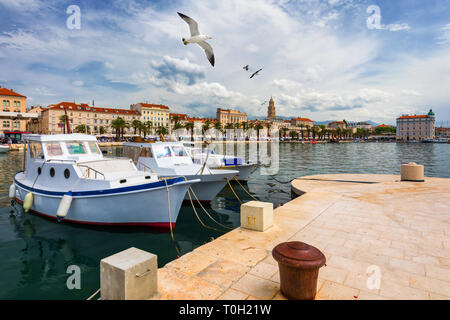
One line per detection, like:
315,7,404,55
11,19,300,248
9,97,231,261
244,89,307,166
66,142,87,155
45,142,63,157
153,145,172,159
172,146,188,157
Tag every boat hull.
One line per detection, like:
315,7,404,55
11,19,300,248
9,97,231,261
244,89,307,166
13,175,195,229
161,171,238,202
0,146,9,153
216,163,257,181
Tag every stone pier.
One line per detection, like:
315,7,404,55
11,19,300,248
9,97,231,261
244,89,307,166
147,174,450,300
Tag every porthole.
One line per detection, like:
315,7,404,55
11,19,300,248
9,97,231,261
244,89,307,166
37,167,41,175
50,167,55,177
64,169,70,179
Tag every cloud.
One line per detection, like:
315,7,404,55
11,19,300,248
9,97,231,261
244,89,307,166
437,23,450,45
150,56,205,85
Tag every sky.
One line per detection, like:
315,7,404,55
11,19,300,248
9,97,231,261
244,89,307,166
0,0,449,125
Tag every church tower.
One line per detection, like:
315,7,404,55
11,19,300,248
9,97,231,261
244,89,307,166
267,96,276,121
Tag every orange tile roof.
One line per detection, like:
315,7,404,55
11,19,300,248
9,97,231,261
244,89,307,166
397,115,429,119
0,87,26,98
170,113,187,120
292,117,313,122
376,124,391,128
187,117,217,123
139,103,169,110
47,102,140,115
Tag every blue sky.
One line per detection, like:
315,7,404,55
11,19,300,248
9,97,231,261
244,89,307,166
0,0,449,125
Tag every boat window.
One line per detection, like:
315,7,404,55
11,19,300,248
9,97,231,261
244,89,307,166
45,143,63,157
88,141,101,155
66,142,87,155
29,141,44,159
139,147,153,158
153,145,172,158
172,146,188,157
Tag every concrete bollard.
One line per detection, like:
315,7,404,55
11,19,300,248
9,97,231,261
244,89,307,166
401,162,425,182
240,201,273,232
100,247,158,300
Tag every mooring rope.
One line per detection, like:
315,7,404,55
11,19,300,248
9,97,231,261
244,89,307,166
87,288,100,300
186,188,223,232
164,178,181,256
188,186,232,230
232,177,258,201
226,177,242,204
270,175,295,184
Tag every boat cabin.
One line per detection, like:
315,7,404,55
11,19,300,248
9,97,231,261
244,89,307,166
22,134,156,190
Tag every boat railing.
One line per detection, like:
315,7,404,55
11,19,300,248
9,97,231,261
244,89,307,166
77,164,106,180
137,161,155,173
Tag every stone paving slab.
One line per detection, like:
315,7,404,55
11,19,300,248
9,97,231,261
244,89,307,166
154,174,450,300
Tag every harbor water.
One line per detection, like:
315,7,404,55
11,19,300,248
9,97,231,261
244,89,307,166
0,142,449,299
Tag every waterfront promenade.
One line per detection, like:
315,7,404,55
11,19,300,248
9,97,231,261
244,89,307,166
151,174,450,300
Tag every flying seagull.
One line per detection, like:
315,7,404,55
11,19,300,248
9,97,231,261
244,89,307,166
261,100,268,106
250,68,262,79
177,12,214,67
243,65,249,71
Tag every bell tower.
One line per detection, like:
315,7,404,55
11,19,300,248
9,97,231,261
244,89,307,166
267,96,276,121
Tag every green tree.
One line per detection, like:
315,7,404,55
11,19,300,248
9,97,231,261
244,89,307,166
99,126,106,135
156,126,168,136
59,115,68,134
74,124,91,134
131,119,142,135
110,117,127,141
184,122,195,141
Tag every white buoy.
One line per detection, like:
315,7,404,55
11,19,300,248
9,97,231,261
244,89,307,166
56,192,73,221
23,192,33,212
9,184,16,199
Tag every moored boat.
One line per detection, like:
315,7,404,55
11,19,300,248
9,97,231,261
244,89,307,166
123,142,239,202
0,144,10,153
184,144,257,181
11,134,199,229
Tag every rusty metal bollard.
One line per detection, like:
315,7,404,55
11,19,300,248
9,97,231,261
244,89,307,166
272,241,326,300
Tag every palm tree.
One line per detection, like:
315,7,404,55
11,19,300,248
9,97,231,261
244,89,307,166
289,130,299,140
202,120,211,134
74,124,90,134
131,119,142,135
299,124,305,140
99,126,106,135
280,127,289,139
59,115,68,134
110,117,127,141
184,122,195,141
214,122,222,131
241,121,248,131
156,126,168,137
225,123,234,130
254,122,264,140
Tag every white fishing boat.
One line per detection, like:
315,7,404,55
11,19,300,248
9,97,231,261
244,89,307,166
0,144,9,153
184,144,257,181
10,134,199,229
123,142,239,202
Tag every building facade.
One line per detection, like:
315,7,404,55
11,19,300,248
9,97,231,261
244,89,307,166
0,87,27,134
291,117,314,127
26,105,45,133
130,103,170,130
396,109,435,141
327,121,346,130
216,108,247,126
41,102,140,135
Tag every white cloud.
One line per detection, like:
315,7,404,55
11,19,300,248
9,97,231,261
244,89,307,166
437,23,450,45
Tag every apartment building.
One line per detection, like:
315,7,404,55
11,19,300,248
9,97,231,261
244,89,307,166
41,102,140,135
0,87,27,134
216,108,247,126
130,103,170,129
396,109,436,141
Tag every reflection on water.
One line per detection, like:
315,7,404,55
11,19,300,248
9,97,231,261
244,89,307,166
0,143,448,299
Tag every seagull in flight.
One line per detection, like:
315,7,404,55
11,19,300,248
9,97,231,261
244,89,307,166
250,68,262,79
243,65,249,71
178,12,214,67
